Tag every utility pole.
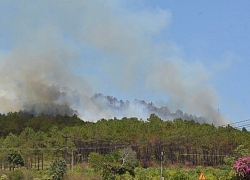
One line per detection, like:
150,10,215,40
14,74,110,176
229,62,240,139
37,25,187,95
71,149,74,172
63,134,70,164
160,151,164,180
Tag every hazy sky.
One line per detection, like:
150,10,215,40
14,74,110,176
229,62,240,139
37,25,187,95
0,0,249,124
152,1,250,123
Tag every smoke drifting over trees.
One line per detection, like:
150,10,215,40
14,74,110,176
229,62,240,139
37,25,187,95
0,1,228,125
90,93,209,123
20,91,211,124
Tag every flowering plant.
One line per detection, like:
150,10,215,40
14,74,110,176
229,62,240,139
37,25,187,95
233,157,250,179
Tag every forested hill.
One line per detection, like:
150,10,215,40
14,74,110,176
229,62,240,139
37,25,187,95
0,112,249,167
0,111,226,137
0,112,85,136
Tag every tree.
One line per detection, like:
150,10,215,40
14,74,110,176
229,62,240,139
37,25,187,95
88,148,138,179
235,145,250,158
88,152,105,172
6,150,24,170
120,147,138,174
50,157,67,180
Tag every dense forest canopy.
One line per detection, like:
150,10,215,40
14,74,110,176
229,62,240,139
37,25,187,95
0,111,249,169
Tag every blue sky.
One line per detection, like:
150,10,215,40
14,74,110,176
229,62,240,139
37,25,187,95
0,0,249,124
126,0,250,123
152,1,250,123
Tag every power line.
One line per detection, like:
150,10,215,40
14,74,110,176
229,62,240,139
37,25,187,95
180,154,227,157
234,123,250,128
220,119,250,129
0,145,130,151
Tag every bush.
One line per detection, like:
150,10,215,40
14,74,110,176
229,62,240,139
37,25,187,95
88,148,138,179
169,168,190,180
0,174,7,180
8,169,24,180
50,158,67,180
233,157,250,180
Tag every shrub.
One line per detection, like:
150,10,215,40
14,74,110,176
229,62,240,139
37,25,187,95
169,168,190,180
233,157,250,180
88,148,138,179
0,174,7,180
8,169,25,180
50,158,67,180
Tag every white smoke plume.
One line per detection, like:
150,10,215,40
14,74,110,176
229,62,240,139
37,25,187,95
0,0,228,125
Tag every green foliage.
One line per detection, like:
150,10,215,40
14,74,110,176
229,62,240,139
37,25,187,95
8,169,25,180
64,165,102,180
131,166,234,180
234,145,250,158
169,171,190,180
6,150,24,169
195,165,203,174
224,156,236,167
88,152,105,172
50,158,67,180
119,147,138,173
147,114,163,124
0,112,85,137
164,167,190,180
1,164,236,180
134,167,159,180
0,174,7,180
88,148,138,179
102,150,122,179
1,112,250,178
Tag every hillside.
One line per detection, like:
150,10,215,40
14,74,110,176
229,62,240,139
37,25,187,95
0,112,249,169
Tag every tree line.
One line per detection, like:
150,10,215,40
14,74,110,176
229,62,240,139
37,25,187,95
0,111,249,170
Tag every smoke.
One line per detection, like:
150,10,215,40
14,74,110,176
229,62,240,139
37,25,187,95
0,0,228,125
149,59,226,124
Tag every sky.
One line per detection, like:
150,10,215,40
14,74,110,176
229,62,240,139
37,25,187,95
0,0,249,125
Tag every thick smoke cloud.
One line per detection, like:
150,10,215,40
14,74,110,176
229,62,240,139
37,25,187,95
0,0,227,125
